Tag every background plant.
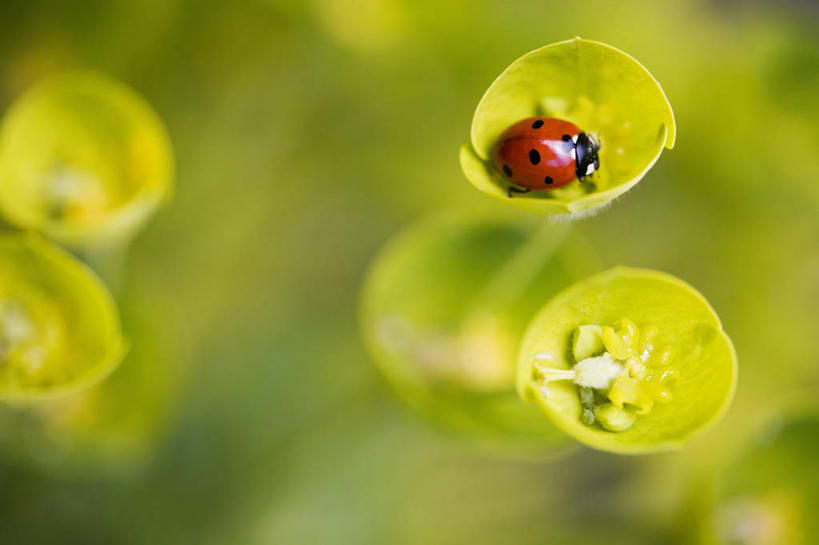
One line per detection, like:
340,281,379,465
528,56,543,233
0,53,175,474
360,210,598,455
0,1,816,544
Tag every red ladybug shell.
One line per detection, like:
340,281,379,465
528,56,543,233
491,117,580,190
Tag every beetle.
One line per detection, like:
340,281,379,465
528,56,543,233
490,117,600,196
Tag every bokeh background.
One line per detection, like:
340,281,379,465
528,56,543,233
0,0,817,543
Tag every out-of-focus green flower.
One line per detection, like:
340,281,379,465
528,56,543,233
35,309,175,474
0,234,124,400
360,211,598,454
0,306,176,476
518,267,736,454
688,411,819,545
0,72,173,248
461,38,675,217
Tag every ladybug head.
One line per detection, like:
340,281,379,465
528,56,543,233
575,132,601,180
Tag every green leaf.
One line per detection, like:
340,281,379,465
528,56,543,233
0,234,125,400
359,211,598,454
461,37,675,217
518,267,736,454
0,72,174,249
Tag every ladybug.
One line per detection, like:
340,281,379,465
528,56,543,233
491,117,600,196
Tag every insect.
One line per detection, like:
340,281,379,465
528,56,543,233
490,117,601,196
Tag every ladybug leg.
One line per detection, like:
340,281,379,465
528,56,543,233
579,173,599,186
506,186,531,198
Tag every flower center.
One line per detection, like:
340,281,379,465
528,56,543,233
533,317,677,432
0,298,44,375
46,165,109,222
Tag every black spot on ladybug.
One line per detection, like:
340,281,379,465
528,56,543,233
545,176,554,185
502,164,513,177
561,134,572,142
528,149,541,165
532,120,544,129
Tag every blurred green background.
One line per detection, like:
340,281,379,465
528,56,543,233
0,0,817,543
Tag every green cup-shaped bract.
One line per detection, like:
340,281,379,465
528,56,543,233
33,312,174,473
360,211,597,453
0,234,124,400
461,38,675,217
0,72,173,248
518,267,736,454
